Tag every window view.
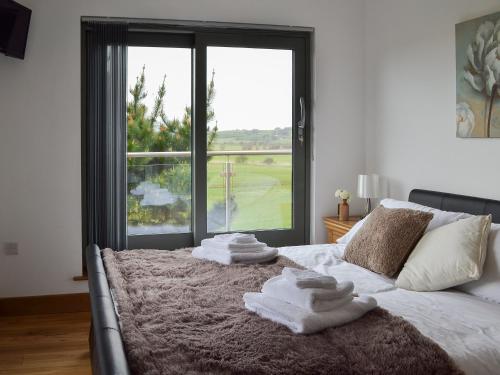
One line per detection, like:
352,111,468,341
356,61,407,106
126,46,296,237
126,47,193,235
206,47,293,232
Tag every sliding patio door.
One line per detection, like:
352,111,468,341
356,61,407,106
125,29,310,249
126,33,196,249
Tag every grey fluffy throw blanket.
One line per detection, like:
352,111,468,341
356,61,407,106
102,248,462,375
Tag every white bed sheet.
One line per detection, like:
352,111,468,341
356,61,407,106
279,244,396,294
279,244,500,375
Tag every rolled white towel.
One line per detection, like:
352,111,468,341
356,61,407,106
192,246,278,265
262,275,354,312
213,233,256,244
243,292,377,334
201,238,267,253
282,267,337,289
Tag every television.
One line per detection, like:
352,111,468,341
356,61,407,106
0,0,31,59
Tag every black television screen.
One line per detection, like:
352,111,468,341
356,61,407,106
0,0,31,59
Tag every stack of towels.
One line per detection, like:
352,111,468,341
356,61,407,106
192,233,278,265
244,267,377,334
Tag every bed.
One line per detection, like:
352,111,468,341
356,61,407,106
87,189,500,375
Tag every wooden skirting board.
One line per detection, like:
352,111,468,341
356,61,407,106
0,293,90,316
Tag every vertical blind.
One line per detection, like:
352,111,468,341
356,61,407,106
83,22,128,259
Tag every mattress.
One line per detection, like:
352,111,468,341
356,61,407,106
279,244,500,375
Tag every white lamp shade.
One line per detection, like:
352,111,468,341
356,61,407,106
357,174,386,198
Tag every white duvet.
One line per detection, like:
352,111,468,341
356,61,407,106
279,244,500,375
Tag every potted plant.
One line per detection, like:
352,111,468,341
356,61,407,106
335,189,351,221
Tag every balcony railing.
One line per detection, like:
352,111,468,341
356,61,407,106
127,149,292,158
127,149,292,233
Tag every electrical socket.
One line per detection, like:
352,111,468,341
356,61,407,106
3,242,19,255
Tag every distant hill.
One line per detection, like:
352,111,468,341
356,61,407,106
211,127,292,150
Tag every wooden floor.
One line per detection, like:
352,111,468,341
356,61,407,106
0,312,92,375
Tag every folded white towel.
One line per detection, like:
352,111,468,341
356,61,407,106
213,233,256,244
192,246,278,265
262,275,354,312
201,238,267,253
243,292,377,334
282,267,337,289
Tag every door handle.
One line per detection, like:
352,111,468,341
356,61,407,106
298,97,305,145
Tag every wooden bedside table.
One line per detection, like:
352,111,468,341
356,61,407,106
323,216,361,243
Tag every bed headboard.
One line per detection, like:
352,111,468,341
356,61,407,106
409,189,500,224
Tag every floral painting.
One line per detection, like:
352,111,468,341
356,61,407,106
456,12,500,138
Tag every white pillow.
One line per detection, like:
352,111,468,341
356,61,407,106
336,198,469,245
457,223,500,303
395,215,492,292
380,198,470,232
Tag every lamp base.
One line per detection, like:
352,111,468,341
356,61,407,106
361,198,371,219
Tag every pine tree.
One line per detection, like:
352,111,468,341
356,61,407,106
127,67,218,167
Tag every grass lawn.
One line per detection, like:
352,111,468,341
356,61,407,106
207,154,292,231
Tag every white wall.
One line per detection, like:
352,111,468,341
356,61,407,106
365,0,500,201
0,0,365,297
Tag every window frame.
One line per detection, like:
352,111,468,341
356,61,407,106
126,31,196,251
193,32,310,247
82,20,312,267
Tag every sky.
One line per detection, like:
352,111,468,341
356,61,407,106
128,46,292,131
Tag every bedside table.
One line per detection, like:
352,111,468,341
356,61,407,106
323,216,361,243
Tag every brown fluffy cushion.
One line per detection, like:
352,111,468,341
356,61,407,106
344,206,433,277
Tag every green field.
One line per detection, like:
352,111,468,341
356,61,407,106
207,154,292,231
211,127,291,151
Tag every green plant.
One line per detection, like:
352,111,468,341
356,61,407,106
127,67,218,165
150,165,191,196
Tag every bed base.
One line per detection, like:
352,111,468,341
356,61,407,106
87,244,131,375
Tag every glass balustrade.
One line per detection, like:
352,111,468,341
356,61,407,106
127,150,292,235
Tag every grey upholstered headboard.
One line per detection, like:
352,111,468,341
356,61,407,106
409,189,500,224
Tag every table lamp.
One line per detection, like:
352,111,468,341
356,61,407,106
357,174,385,217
